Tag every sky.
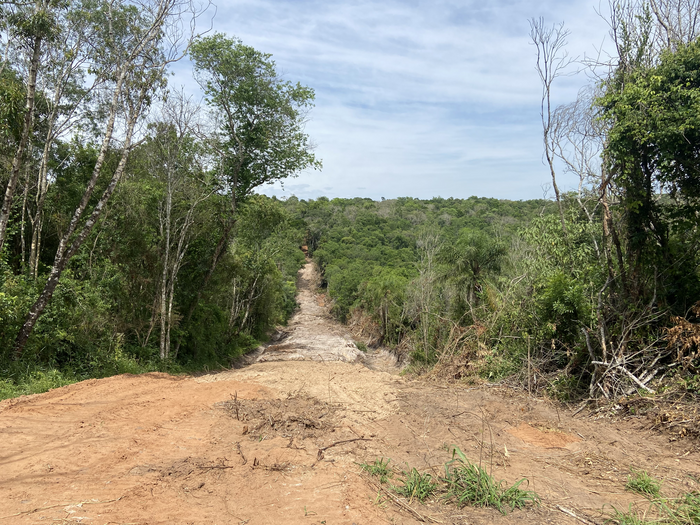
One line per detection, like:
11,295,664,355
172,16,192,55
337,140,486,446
173,0,614,201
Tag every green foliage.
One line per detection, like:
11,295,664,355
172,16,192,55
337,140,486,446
393,468,438,503
442,446,539,514
0,369,75,400
0,68,25,147
601,39,700,203
479,349,522,382
439,228,507,319
189,33,320,202
626,469,662,498
359,458,393,484
538,272,592,342
547,373,585,402
607,506,655,525
673,492,700,524
171,196,305,365
598,37,700,316
291,196,550,357
0,7,317,397
358,267,411,344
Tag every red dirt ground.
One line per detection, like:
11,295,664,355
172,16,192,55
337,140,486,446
2,261,699,524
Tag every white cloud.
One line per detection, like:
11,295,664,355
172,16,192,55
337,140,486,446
178,0,613,200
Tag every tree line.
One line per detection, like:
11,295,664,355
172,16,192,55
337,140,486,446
0,0,318,397
296,0,700,400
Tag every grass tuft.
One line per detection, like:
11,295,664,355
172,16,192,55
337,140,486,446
442,446,539,514
393,467,437,503
359,457,393,484
670,491,700,524
360,448,539,514
625,469,661,498
608,505,655,525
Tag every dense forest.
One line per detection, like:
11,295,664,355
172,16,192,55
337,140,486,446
0,0,316,397
2,0,700,404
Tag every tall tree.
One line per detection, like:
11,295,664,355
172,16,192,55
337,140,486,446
180,34,321,336
148,94,214,360
0,0,58,253
14,0,193,357
530,17,575,236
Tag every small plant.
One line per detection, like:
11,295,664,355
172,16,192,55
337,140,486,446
605,491,700,525
625,469,661,498
442,447,539,514
393,468,437,503
355,341,368,352
671,491,700,524
359,458,393,484
607,505,654,525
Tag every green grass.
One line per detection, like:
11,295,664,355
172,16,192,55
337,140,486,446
360,449,539,514
443,447,539,514
0,352,172,401
671,491,700,524
393,467,437,503
606,479,700,525
0,368,77,400
607,505,655,525
626,469,662,498
359,458,393,484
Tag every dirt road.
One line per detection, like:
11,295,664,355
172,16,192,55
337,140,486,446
1,261,699,524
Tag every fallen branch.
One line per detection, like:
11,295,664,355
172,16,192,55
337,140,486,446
592,361,657,394
317,438,371,460
619,365,656,394
555,504,600,525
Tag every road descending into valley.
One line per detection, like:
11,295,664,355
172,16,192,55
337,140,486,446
1,260,699,524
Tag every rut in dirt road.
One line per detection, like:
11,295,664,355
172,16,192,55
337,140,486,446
246,258,399,371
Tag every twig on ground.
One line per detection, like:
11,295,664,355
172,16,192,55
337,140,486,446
317,438,371,460
236,441,247,465
231,391,240,420
0,497,122,520
572,402,589,417
555,504,600,525
198,464,237,471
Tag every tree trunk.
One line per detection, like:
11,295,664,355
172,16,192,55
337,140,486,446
19,165,31,269
0,34,42,253
14,83,144,357
29,119,56,278
159,175,172,360
173,216,236,355
544,131,567,235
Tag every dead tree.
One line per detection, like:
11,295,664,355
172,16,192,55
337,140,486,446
529,17,576,236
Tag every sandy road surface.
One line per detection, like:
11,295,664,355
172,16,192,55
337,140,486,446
2,261,700,524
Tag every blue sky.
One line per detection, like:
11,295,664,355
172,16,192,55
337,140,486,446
175,0,613,201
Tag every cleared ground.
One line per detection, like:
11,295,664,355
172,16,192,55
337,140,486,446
1,261,699,524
